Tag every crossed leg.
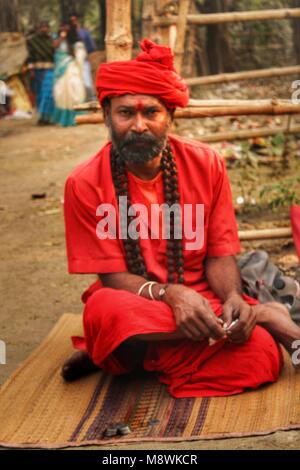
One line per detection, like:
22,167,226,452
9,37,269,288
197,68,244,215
61,300,300,381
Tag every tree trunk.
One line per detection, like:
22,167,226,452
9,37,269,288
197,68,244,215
105,0,132,61
0,0,20,32
132,0,143,47
203,0,220,74
203,0,235,74
219,0,235,72
97,0,106,49
293,0,300,64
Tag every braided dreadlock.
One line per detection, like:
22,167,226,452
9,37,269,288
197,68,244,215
110,142,184,284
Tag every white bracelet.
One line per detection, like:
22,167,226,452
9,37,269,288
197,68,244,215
148,282,158,300
137,281,154,297
137,281,158,299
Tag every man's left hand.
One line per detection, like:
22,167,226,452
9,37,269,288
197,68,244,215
222,294,256,344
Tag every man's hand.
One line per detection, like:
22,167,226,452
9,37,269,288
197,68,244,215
164,284,226,342
222,294,256,344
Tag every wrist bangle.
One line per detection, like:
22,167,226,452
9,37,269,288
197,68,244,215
148,282,158,300
137,281,158,299
137,281,153,297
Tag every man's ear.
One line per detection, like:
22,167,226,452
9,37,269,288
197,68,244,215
167,108,175,128
167,108,175,124
103,105,110,127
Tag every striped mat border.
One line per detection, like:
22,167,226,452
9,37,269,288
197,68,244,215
0,314,299,448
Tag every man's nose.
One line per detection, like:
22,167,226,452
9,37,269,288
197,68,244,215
131,113,148,133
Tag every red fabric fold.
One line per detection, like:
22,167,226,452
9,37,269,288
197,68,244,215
291,205,300,261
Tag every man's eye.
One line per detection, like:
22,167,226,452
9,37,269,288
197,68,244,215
146,109,158,116
120,110,132,116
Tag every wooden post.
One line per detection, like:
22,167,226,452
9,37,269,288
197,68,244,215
174,0,190,72
105,0,132,61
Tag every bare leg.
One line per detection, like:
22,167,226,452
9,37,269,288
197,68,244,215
254,301,300,369
61,351,100,382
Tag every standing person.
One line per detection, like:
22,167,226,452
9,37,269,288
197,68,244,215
69,13,96,53
26,20,55,124
62,39,300,397
52,23,86,127
69,13,96,100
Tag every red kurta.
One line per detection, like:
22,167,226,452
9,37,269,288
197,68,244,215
64,134,282,397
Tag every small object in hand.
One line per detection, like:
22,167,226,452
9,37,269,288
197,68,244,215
209,319,239,346
224,319,239,332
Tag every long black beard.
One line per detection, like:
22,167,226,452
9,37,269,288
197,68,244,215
109,125,168,165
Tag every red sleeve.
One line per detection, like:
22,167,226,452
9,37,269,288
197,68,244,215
206,155,240,257
64,176,127,274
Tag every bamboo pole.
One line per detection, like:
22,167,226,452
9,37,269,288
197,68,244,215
75,101,300,124
174,0,190,72
186,65,300,87
238,227,292,241
105,0,132,61
195,125,300,143
174,103,300,117
154,8,300,26
187,99,295,107
74,98,300,111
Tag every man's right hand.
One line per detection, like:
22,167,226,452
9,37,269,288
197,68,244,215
164,284,226,342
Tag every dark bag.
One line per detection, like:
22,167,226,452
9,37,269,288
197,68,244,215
237,250,300,325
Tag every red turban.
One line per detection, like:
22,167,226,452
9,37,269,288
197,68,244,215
96,39,189,109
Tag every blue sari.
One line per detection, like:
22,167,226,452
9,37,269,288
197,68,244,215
52,41,86,127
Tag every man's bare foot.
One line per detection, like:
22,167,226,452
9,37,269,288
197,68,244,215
254,301,300,369
61,351,100,382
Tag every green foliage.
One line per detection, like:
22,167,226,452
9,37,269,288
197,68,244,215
259,176,300,209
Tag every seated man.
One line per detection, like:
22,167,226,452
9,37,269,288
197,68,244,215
62,39,300,397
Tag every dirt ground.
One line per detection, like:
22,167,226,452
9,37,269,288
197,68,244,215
0,117,300,450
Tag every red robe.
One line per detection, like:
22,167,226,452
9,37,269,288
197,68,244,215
64,134,282,397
